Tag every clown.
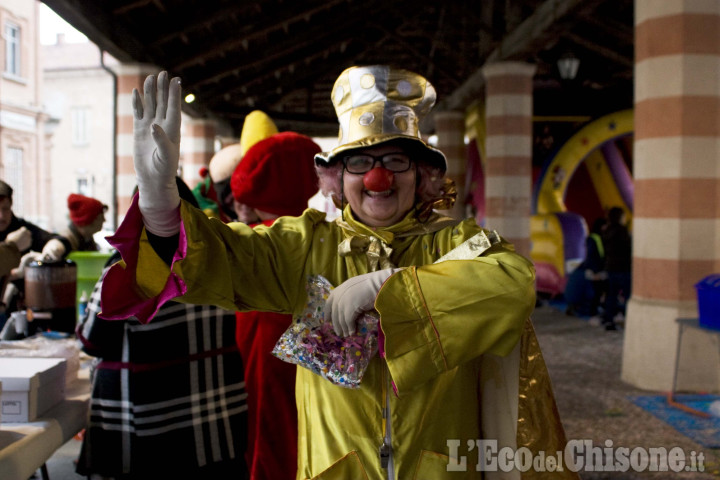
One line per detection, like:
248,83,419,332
102,66,576,480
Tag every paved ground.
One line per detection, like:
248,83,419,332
532,302,720,479
39,302,720,479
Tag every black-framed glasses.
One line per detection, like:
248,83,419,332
342,152,413,174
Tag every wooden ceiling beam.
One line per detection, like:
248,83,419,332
200,41,362,108
153,4,258,45
578,11,634,45
563,32,633,68
113,0,166,15
181,0,410,94
437,0,608,113
375,24,460,87
170,0,349,70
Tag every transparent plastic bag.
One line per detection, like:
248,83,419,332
272,275,379,388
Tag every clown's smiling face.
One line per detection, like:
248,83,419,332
342,144,417,227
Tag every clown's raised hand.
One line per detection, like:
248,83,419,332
132,71,182,236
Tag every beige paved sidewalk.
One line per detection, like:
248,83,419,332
533,302,720,479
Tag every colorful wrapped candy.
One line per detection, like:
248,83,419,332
272,275,379,388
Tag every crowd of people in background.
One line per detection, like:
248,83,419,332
564,205,632,331
0,179,107,326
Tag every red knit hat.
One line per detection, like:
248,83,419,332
68,193,106,226
230,132,321,217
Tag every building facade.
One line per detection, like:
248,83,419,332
42,34,117,232
0,0,50,228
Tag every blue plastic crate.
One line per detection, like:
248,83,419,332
695,274,720,330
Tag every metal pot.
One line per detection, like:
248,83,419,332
23,260,78,334
24,260,77,310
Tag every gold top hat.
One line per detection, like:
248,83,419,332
314,65,447,171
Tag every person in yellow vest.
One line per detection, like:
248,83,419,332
564,218,608,320
100,67,577,479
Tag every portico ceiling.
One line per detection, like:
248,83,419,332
41,0,634,137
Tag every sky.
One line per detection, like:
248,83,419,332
39,3,88,45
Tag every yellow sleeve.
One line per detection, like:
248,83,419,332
375,246,536,394
136,201,328,315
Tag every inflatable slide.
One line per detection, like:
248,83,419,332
531,109,634,296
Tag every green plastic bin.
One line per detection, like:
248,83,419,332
67,251,114,303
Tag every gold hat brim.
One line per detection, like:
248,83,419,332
314,134,447,171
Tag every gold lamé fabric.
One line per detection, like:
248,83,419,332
314,65,447,169
517,319,580,480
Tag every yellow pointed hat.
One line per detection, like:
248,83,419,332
209,110,278,182
239,110,279,156
314,65,446,171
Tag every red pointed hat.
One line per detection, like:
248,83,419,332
230,132,321,217
68,193,106,226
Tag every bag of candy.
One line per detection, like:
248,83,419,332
272,275,379,388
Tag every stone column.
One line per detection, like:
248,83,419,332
434,110,467,219
481,62,536,258
180,116,217,189
622,0,720,390
115,64,158,220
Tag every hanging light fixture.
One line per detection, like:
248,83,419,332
557,51,580,81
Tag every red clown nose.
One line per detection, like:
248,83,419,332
363,167,394,191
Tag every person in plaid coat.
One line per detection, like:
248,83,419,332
75,180,248,479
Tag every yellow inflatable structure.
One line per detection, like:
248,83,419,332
531,109,634,296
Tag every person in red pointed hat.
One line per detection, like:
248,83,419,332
196,110,279,222
230,130,321,480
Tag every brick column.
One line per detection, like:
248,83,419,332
622,1,720,390
180,116,217,189
115,64,159,220
434,110,467,219
481,62,536,258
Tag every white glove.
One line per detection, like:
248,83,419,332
324,268,403,336
5,227,31,252
133,71,182,236
10,251,41,279
41,239,66,262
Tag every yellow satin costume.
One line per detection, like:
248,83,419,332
106,199,576,480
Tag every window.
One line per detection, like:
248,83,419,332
5,147,23,212
4,23,20,76
71,107,90,145
77,177,89,195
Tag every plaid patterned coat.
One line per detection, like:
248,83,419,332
76,264,248,479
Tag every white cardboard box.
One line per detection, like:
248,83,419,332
0,357,67,422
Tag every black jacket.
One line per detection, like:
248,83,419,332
0,214,70,255
602,223,631,273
